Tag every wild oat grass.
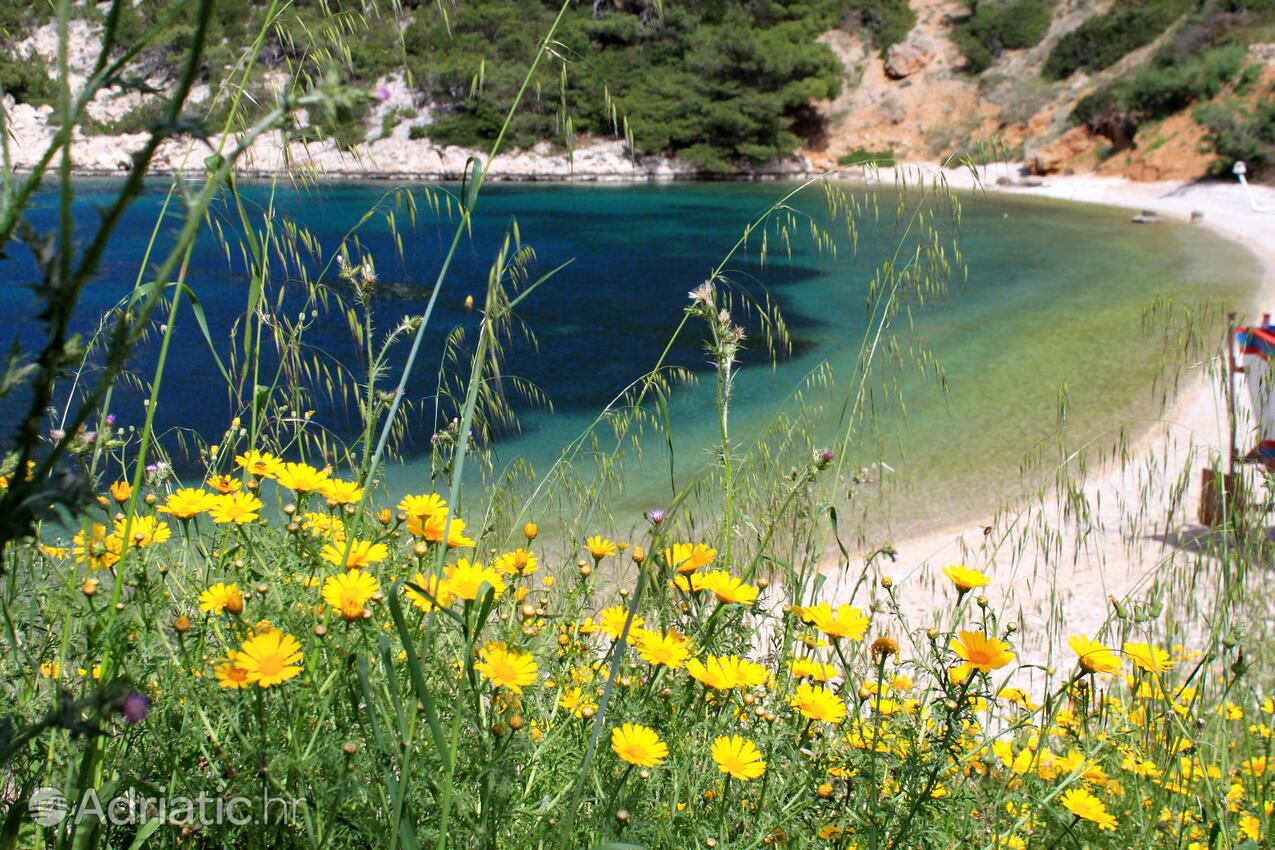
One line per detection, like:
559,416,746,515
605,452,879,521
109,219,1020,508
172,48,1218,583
1,2,1272,850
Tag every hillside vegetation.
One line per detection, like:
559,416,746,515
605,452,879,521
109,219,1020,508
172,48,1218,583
1,0,1274,177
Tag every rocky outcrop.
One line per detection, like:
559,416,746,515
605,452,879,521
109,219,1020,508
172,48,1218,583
884,35,936,79
1025,126,1100,176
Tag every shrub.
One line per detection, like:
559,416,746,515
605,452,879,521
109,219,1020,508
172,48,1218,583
952,0,1053,73
1042,0,1193,81
846,0,918,51
0,49,57,106
1070,44,1253,147
1197,91,1275,177
837,147,896,166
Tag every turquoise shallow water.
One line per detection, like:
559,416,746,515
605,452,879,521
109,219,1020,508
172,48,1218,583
5,180,1261,538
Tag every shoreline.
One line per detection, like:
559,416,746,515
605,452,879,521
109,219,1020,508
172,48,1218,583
833,162,1275,651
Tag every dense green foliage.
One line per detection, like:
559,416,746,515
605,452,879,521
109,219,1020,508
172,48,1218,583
951,0,1053,73
0,49,57,107
0,0,847,166
1072,46,1253,147
1069,5,1273,149
404,0,845,171
846,0,917,51
1042,0,1194,81
1197,88,1275,176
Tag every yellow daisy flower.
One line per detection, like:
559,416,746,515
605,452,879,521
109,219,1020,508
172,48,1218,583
474,643,538,693
711,735,766,780
611,722,667,767
275,462,330,494
235,450,284,480
198,582,244,616
209,491,263,524
233,629,303,688
662,542,716,574
322,570,379,620
158,488,216,520
943,563,991,593
321,539,388,570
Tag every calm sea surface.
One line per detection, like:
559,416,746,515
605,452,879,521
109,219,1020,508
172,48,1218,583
3,179,1260,538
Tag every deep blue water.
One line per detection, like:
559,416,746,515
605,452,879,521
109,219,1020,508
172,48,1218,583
1,179,1260,534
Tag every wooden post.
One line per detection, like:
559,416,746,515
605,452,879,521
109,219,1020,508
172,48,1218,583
1201,315,1244,527
1227,312,1238,474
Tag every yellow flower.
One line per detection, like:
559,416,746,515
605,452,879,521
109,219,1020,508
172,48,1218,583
321,539,388,570
1060,787,1116,831
1069,634,1120,675
206,474,242,494
943,564,991,593
73,522,121,570
198,582,244,616
584,535,618,560
598,605,643,640
670,572,706,593
635,628,692,669
559,687,597,718
699,570,758,605
803,602,869,641
712,735,766,780
662,542,716,574
523,522,538,540
493,548,538,576
209,491,263,524
302,512,344,540
114,514,171,548
1123,641,1174,675
158,488,215,520
320,478,364,505
408,511,475,548
233,629,303,688
322,570,379,620
215,657,251,689
405,573,455,612
790,681,847,724
687,654,768,691
790,657,839,682
39,660,62,679
992,740,1035,775
474,643,538,693
398,493,447,520
611,723,668,767
235,450,283,479
441,559,505,600
950,631,1015,682
275,462,330,494
109,480,132,504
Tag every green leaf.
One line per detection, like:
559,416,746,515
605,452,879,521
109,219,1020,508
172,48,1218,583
124,820,162,850
387,587,452,771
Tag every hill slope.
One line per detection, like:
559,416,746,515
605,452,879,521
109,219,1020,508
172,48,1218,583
2,1,1274,180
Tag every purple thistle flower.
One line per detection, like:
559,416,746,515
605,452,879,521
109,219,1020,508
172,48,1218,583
376,84,392,102
104,414,117,427
121,692,150,724
646,508,665,525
